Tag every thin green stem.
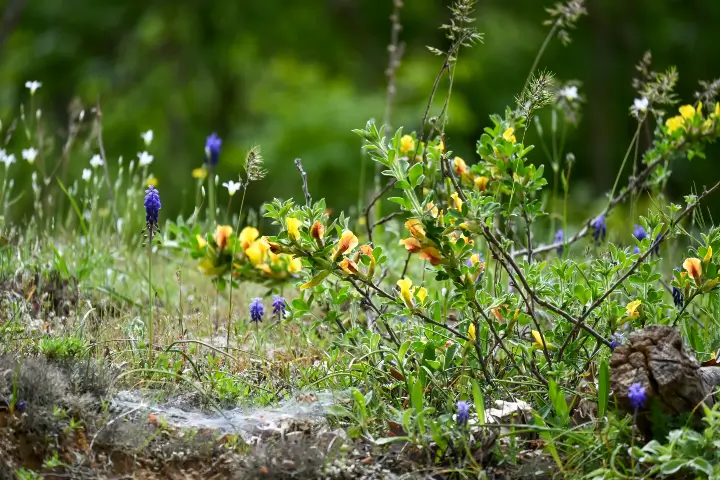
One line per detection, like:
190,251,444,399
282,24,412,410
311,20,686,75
522,21,559,95
147,239,154,363
226,183,248,351
207,167,216,227
608,122,642,204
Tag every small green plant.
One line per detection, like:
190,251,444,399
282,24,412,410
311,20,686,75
38,336,88,360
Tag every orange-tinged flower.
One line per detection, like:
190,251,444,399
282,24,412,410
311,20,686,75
359,244,373,257
215,225,233,250
196,234,207,249
256,263,272,275
474,176,489,192
626,300,642,319
450,192,463,211
399,135,415,155
679,104,696,119
397,278,414,308
311,220,325,240
405,219,426,240
419,247,442,265
399,237,422,253
683,257,702,280
286,217,302,241
454,157,468,176
425,202,439,218
339,258,359,275
267,240,282,253
492,308,503,322
332,230,359,260
666,116,684,134
239,226,259,250
502,127,516,143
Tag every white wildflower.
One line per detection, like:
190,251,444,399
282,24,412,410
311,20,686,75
25,81,42,95
22,148,38,164
558,85,579,101
89,154,104,168
82,169,92,181
138,151,154,167
0,151,15,167
634,97,649,112
222,180,242,196
141,130,154,146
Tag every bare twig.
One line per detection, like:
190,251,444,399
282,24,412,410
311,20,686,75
364,178,397,244
294,158,312,207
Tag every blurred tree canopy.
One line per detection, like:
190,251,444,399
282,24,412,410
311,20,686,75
1,0,719,222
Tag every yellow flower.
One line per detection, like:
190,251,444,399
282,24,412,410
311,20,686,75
474,176,489,192
397,278,414,309
468,323,476,343
666,115,684,134
399,135,415,155
454,157,468,176
405,219,426,240
332,230,359,260
192,167,208,180
196,234,207,249
626,300,642,319
288,256,303,273
146,175,158,186
214,225,233,250
679,104,696,119
436,139,445,152
239,226,259,250
684,257,703,280
399,237,422,253
311,220,325,240
425,201,439,218
416,287,427,303
450,192,463,210
714,102,720,118
286,217,302,241
697,102,703,115
339,258,359,275
502,127,516,143
531,330,550,349
469,253,483,266
245,238,269,265
704,246,713,264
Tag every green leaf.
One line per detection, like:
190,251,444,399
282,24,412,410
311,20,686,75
374,436,411,445
57,179,88,237
534,413,564,474
598,359,609,419
659,460,686,475
395,180,412,190
549,378,569,425
408,163,424,186
688,458,712,476
411,378,424,414
471,379,485,423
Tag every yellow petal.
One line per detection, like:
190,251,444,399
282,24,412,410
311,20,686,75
531,330,547,349
286,217,302,241
704,246,713,264
397,277,414,308
468,323,476,343
399,135,415,155
679,104,696,119
416,287,427,303
626,299,642,319
450,192,463,211
239,226,259,249
405,219,426,240
196,234,207,249
666,116,684,133
502,127,516,143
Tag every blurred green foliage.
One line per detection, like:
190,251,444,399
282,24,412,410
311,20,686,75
1,0,720,221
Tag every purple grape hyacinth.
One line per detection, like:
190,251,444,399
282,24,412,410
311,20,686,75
633,225,647,241
144,186,161,238
628,382,647,410
205,133,222,166
554,229,564,255
456,400,469,427
272,295,286,317
590,215,606,244
249,297,264,323
609,332,625,350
